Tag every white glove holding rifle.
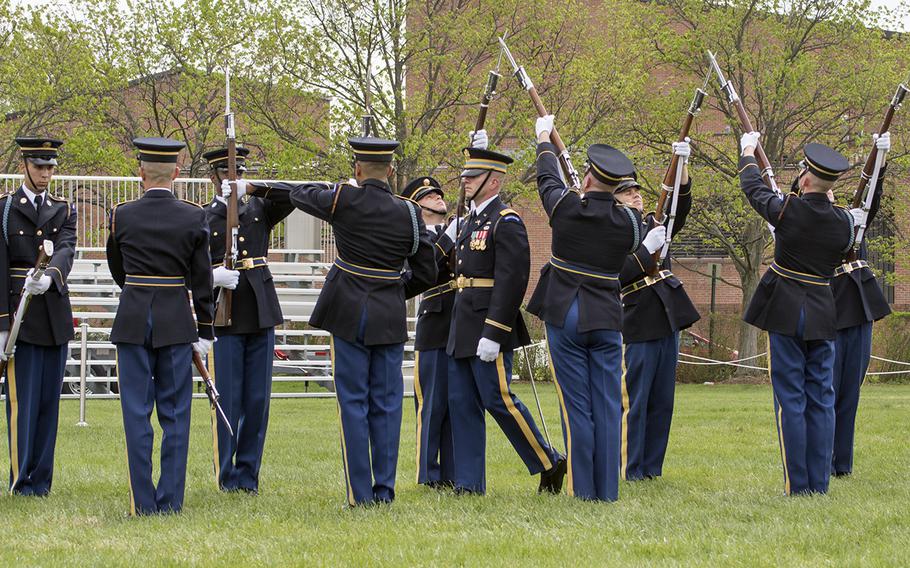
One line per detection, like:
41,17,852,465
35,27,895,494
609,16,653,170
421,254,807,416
849,208,865,226
24,269,51,295
213,266,239,290
0,331,10,361
220,178,247,200
672,138,691,161
470,129,489,150
875,131,891,152
740,131,761,154
642,225,667,254
536,115,555,139
193,337,214,357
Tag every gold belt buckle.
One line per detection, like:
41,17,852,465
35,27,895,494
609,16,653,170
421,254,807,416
240,258,255,270
455,275,466,289
644,275,656,287
843,262,855,274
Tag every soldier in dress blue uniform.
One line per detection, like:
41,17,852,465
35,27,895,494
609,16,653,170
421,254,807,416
831,132,892,477
106,137,215,515
202,146,295,494
526,116,642,501
446,145,566,495
738,132,854,495
0,137,76,496
402,174,457,489
612,140,700,482
240,137,437,506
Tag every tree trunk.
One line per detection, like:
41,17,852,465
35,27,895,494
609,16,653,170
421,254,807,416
733,217,768,378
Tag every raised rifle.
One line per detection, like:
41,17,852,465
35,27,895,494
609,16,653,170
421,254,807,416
499,36,580,189
846,81,908,261
450,69,501,272
192,351,234,436
653,85,707,272
708,51,783,200
1,240,53,384
213,69,240,328
362,69,374,137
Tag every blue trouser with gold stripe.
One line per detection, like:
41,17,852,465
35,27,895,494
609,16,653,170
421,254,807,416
621,333,679,481
831,321,872,476
414,348,455,486
768,310,836,495
116,320,193,515
546,297,623,501
331,311,404,506
448,352,558,494
211,329,275,492
4,341,66,496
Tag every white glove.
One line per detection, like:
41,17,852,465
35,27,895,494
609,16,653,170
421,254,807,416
672,138,691,160
0,331,9,361
220,179,246,200
470,129,489,150
347,178,359,187
24,270,52,295
740,131,761,153
849,207,865,226
875,132,890,152
535,115,555,139
213,266,240,289
192,337,214,357
476,337,501,363
444,217,460,241
642,225,667,254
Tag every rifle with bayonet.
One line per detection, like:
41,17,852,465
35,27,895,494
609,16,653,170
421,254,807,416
499,36,580,189
652,85,707,272
847,80,908,261
708,51,783,201
213,69,239,328
1,240,53,384
362,70,374,138
450,69,501,272
192,351,234,436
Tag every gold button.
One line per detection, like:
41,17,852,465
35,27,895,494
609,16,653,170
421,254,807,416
242,250,248,255
18,230,23,235
36,230,42,236
254,217,259,221
460,245,464,250
213,231,218,237
19,197,27,204
53,228,57,232
458,260,462,265
239,236,245,242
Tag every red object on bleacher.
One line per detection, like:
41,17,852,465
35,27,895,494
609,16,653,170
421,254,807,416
274,349,289,361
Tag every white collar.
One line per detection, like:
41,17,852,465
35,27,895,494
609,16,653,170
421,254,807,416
145,187,173,193
21,184,47,206
470,193,498,215
215,195,226,204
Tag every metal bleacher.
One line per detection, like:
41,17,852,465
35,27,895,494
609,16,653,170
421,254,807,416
64,247,416,402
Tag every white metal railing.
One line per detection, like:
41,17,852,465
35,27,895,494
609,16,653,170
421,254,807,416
0,174,336,255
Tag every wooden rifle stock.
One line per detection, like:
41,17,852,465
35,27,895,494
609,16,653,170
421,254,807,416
852,83,907,209
450,70,500,272
845,82,908,261
1,241,53,383
650,88,706,274
499,37,580,188
214,70,239,327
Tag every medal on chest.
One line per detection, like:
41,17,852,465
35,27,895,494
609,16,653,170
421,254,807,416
469,224,491,251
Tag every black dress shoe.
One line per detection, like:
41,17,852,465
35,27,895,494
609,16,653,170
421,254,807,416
538,456,567,494
453,486,482,496
832,470,852,478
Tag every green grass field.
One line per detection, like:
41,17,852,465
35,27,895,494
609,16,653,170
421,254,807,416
1,384,907,566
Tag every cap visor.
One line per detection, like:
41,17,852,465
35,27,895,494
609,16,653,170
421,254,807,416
460,168,486,178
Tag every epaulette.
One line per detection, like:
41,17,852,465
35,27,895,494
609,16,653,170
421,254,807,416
46,193,68,203
180,199,203,208
499,208,520,218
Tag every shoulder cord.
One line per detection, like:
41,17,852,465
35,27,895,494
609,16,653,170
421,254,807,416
3,196,11,246
406,200,420,256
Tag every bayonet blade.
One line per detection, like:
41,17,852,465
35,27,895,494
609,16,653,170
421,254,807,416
498,37,520,73
707,50,727,87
